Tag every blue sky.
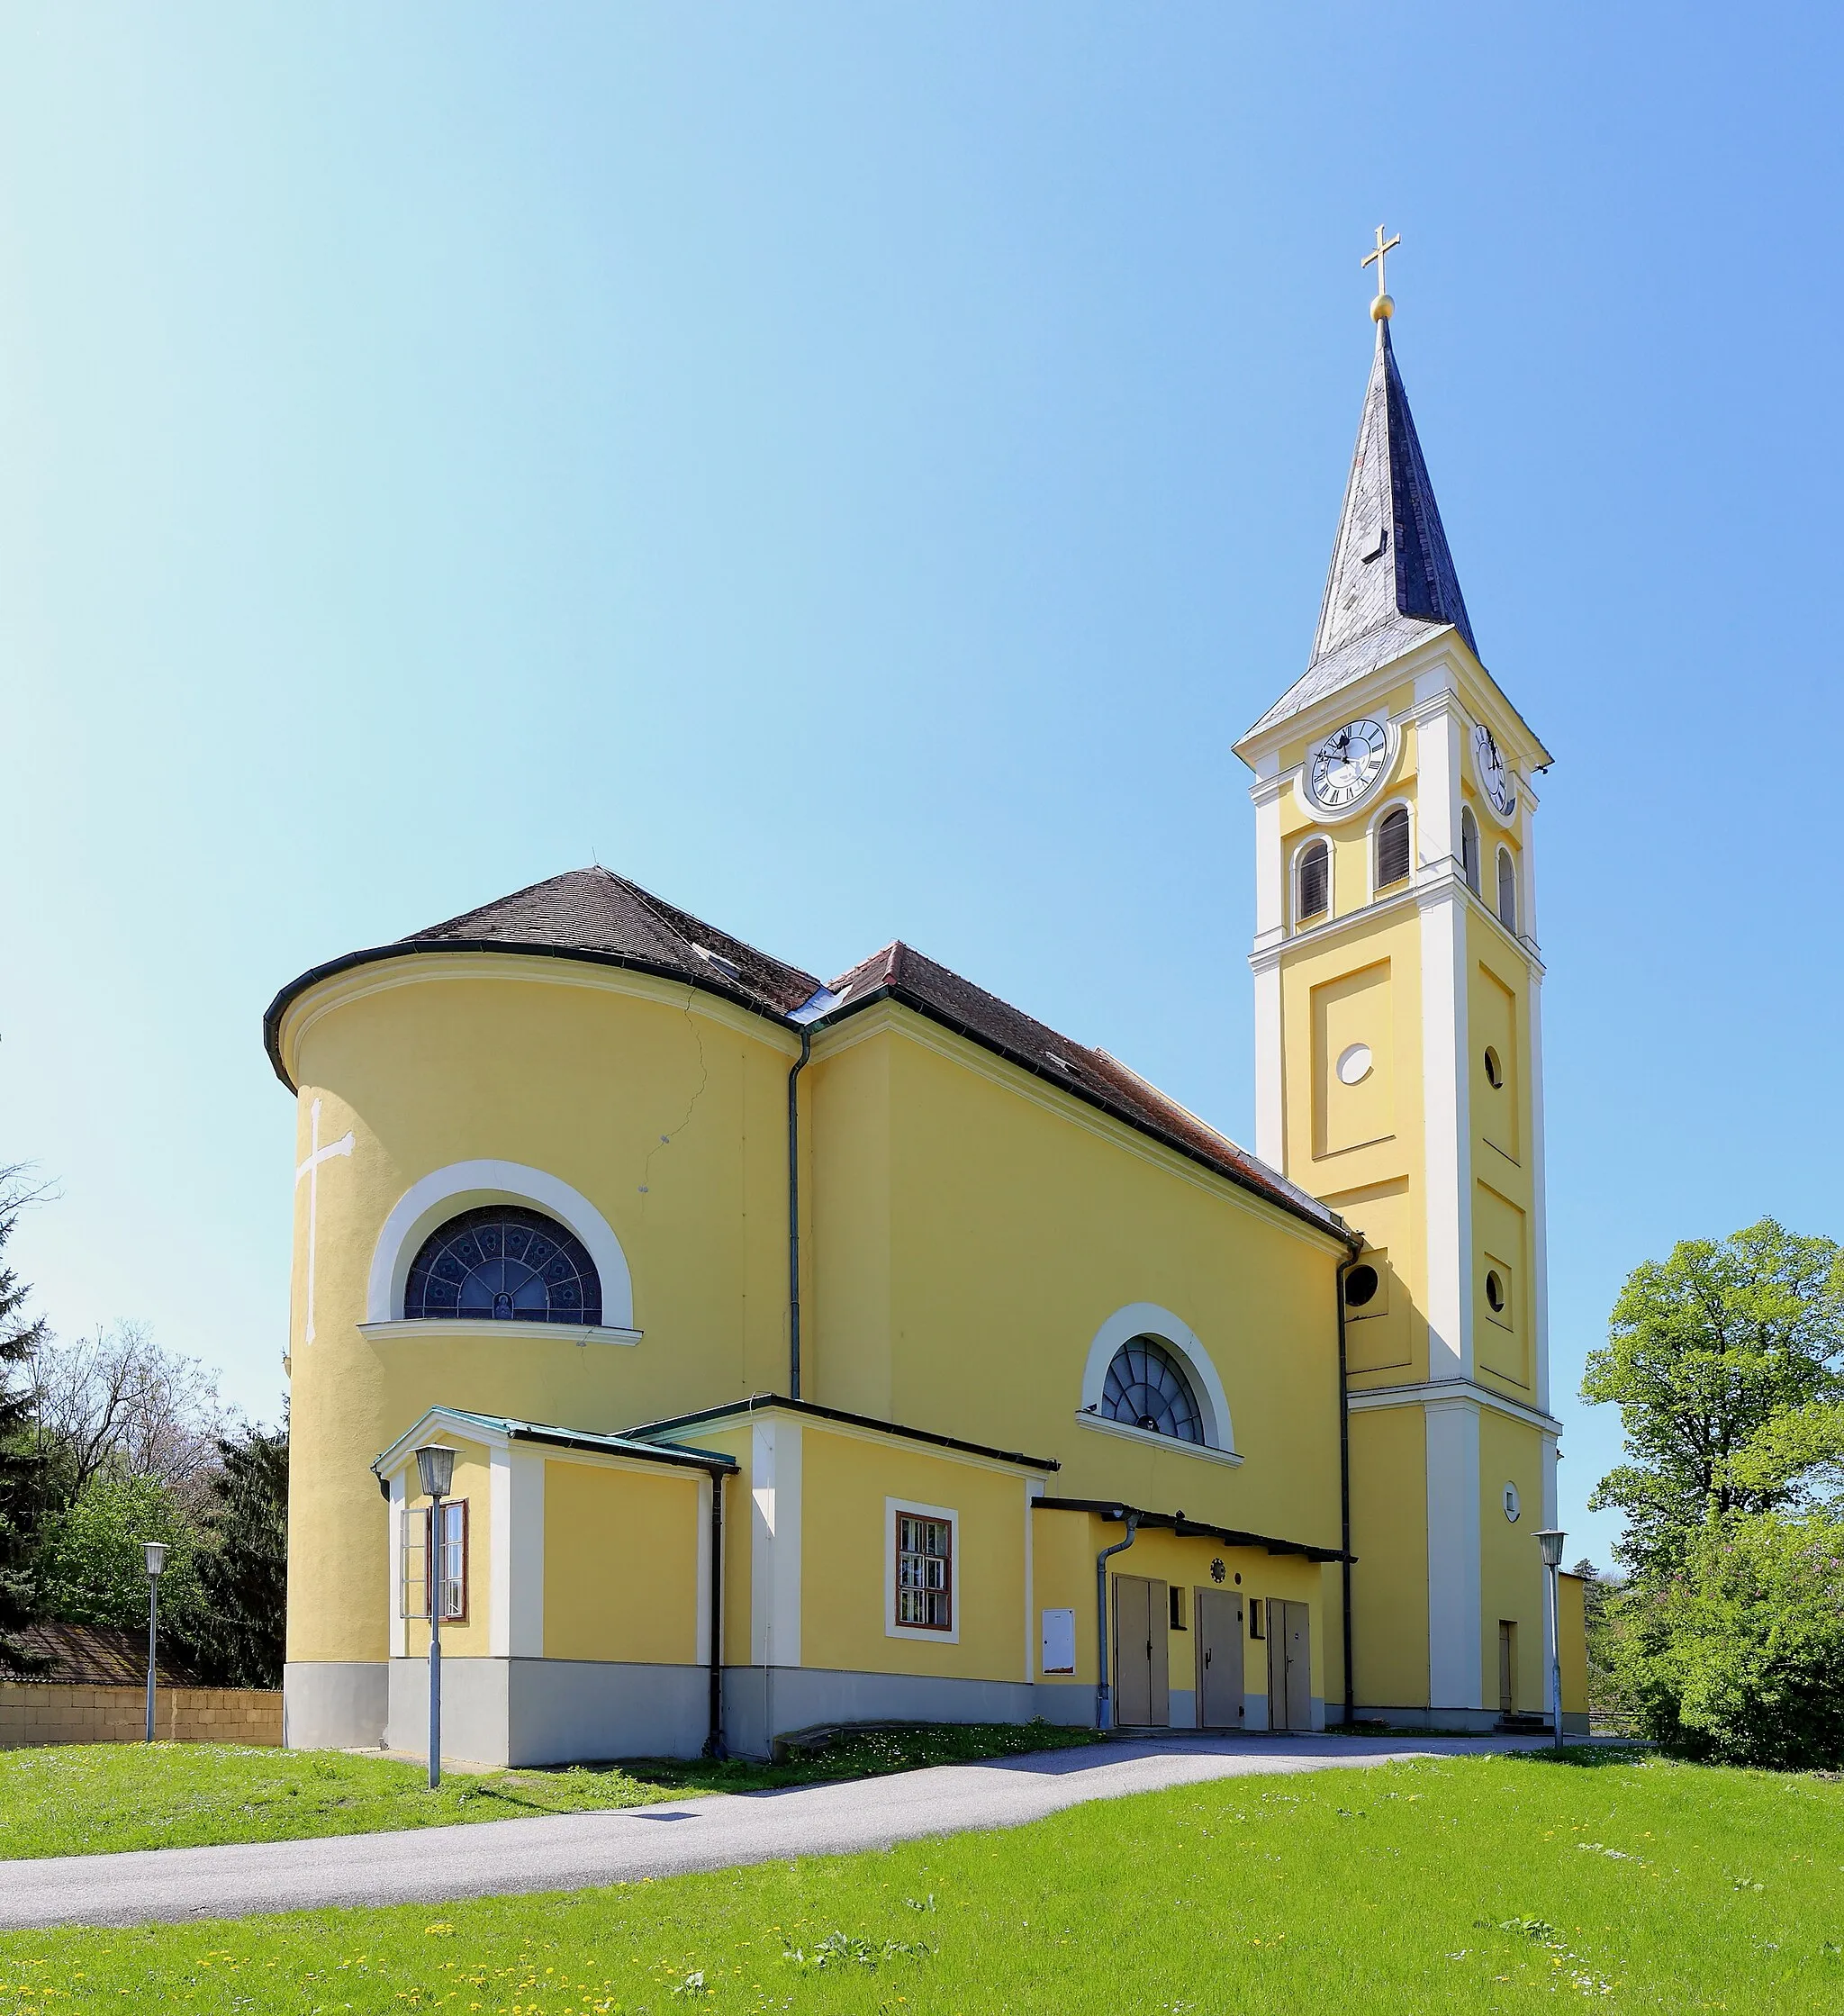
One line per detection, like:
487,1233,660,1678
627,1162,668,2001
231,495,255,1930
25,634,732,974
4,5,1839,1569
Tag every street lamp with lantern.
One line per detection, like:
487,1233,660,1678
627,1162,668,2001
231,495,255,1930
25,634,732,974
1536,1528,1566,1752
414,1444,457,1791
142,1541,169,1743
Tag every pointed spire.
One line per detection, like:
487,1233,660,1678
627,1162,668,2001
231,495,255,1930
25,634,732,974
1308,314,1476,669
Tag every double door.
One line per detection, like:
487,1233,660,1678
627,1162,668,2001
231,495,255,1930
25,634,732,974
1266,1600,1312,1731
1113,1574,1169,1728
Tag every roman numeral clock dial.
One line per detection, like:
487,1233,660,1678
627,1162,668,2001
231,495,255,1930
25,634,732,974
1306,718,1388,811
1473,723,1517,817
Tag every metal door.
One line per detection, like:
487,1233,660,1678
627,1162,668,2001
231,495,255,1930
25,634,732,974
1195,1589,1243,1727
1266,1600,1312,1730
1113,1575,1170,1727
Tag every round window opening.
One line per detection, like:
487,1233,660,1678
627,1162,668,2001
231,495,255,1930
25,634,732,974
1344,1263,1380,1308
1503,1482,1522,1523
1336,1042,1373,1086
1485,1269,1506,1315
1101,1335,1204,1445
404,1206,602,1324
1484,1046,1504,1089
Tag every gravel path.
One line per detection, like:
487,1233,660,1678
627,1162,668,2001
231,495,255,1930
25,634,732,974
0,1731,1553,1930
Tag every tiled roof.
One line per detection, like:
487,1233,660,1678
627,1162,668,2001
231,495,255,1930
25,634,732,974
1245,318,1476,740
4,1620,203,1688
270,878,1351,1246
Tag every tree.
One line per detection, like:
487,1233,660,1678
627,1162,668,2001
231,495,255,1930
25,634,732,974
1607,1512,1844,1768
0,1166,51,1671
32,1322,232,1520
181,1420,287,1689
32,1468,204,1636
1581,1219,1844,1580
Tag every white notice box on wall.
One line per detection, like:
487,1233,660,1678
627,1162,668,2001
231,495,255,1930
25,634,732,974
1041,1607,1076,1674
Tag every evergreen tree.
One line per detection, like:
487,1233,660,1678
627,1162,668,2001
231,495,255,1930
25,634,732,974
182,1419,287,1689
0,1170,50,1671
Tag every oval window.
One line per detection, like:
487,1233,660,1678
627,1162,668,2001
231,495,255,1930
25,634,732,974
1503,1482,1522,1523
1484,1046,1503,1089
1486,1269,1506,1314
1344,1263,1380,1308
1336,1043,1373,1086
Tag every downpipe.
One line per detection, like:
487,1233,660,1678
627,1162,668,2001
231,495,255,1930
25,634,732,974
1094,1512,1140,1731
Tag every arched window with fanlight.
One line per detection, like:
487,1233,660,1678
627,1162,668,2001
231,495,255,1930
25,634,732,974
1460,806,1481,897
1496,846,1517,933
1374,805,1411,891
1296,838,1330,925
403,1206,602,1324
1101,1335,1204,1444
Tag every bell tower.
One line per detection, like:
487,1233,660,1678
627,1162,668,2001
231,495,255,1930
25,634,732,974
1234,242,1561,1727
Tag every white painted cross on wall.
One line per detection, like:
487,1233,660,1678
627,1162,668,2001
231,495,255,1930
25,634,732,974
294,1098,354,1343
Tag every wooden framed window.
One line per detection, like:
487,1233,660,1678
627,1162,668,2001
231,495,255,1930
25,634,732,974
1460,807,1481,896
887,1499,958,1640
1296,839,1330,924
400,1500,469,1623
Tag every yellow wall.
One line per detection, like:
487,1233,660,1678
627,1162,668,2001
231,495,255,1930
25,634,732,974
1478,1409,1550,1712
402,1439,493,1659
1347,1406,1428,1708
542,1458,703,1666
1558,1571,1587,1719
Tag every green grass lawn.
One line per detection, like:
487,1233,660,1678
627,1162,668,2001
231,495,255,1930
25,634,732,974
0,1723,1098,1860
1,1751,1840,2011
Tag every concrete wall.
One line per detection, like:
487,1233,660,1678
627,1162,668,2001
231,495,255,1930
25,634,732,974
0,1683,283,1749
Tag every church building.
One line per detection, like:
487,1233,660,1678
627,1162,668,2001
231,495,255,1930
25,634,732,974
268,264,1587,1765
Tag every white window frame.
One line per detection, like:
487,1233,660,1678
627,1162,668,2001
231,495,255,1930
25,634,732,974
885,1496,960,1644
399,1498,469,1623
1077,1303,1241,1465
1367,797,1415,903
1289,835,1333,932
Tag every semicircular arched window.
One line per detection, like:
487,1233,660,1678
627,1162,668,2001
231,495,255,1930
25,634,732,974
1101,1335,1205,1444
403,1206,602,1325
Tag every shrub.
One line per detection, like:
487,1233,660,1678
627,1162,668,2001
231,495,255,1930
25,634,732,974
1611,1512,1844,1768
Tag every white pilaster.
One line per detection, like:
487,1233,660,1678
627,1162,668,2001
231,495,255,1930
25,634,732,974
750,1418,802,1668
1252,955,1285,1171
387,1470,406,1658
1528,975,1551,1417
1425,1395,1483,1712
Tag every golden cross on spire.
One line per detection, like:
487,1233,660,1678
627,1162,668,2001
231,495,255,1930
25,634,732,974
1361,224,1400,321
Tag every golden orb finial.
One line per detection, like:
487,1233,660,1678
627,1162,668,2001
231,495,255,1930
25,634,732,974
1361,225,1400,321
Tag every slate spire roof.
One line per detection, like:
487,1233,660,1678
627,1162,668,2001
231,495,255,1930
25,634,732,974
1246,317,1477,738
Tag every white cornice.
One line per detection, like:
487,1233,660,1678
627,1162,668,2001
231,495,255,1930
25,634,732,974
1346,1378,1562,1436
1073,1411,1244,1467
359,1319,642,1348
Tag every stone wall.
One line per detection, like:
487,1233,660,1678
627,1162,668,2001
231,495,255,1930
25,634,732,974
0,1683,284,1749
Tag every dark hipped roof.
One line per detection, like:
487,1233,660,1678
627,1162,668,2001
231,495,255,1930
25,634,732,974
1246,316,1476,739
266,871,1351,1245
5,1620,204,1688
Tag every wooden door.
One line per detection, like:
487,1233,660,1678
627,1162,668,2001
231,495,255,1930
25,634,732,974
1113,1575,1169,1727
1195,1589,1243,1728
1499,1622,1515,1713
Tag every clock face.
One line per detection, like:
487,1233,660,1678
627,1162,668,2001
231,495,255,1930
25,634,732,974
1473,724,1516,817
1307,719,1388,810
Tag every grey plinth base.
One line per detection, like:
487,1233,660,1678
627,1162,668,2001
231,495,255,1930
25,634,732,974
284,1662,390,1752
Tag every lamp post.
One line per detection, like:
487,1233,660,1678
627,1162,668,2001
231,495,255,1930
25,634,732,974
415,1444,456,1791
142,1541,169,1743
1536,1529,1566,1753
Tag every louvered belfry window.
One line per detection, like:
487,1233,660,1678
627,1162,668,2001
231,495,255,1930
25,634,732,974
1376,807,1411,889
1460,808,1482,896
1496,847,1517,932
1297,839,1330,922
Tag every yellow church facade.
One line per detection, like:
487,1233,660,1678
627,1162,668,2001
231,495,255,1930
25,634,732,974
268,286,1586,1765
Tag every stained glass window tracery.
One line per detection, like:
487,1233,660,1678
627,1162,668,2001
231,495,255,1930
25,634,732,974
1101,1335,1205,1444
403,1206,602,1325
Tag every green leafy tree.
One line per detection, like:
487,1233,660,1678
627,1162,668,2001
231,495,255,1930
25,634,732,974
0,1168,51,1671
1608,1512,1844,1768
1581,1219,1844,1579
33,1469,205,1636
181,1420,287,1689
